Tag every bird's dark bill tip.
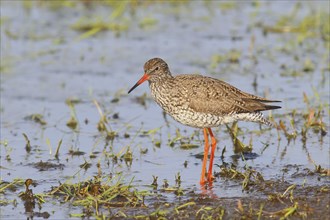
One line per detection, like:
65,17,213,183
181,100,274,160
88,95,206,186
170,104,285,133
128,83,139,94
127,73,149,94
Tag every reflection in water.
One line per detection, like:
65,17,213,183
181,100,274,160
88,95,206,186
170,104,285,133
19,179,50,219
200,182,218,199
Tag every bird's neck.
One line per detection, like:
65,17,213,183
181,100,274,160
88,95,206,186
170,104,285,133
149,73,175,92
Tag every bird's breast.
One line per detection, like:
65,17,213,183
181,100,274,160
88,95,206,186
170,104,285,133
149,82,227,128
149,83,185,113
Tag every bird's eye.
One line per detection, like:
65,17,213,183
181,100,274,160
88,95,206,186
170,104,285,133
155,67,159,71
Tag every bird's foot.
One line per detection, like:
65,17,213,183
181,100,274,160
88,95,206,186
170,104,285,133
200,175,214,186
207,173,214,182
200,179,207,185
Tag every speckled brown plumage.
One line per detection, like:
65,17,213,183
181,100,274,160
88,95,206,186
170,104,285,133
128,57,281,184
132,58,280,128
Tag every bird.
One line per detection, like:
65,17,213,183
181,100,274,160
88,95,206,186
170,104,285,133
128,57,281,185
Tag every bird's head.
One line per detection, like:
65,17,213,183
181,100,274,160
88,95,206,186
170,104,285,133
128,58,171,94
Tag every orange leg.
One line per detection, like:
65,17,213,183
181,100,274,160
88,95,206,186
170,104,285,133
207,128,217,182
200,128,209,185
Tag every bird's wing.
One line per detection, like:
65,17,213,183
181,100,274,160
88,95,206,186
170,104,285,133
175,75,279,116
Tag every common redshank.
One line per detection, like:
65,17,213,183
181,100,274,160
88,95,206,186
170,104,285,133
128,58,281,185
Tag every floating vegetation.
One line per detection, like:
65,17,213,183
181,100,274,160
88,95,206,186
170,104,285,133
68,149,86,156
139,16,158,29
217,164,266,191
49,176,145,217
180,143,199,149
261,3,330,43
30,161,65,171
66,98,79,130
24,114,47,126
209,49,242,70
22,133,31,153
168,128,198,148
227,122,252,154
302,58,315,72
71,17,130,40
93,99,118,141
134,93,148,107
122,147,133,166
0,178,25,194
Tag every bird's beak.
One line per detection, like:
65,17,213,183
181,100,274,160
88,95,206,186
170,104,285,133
128,73,149,94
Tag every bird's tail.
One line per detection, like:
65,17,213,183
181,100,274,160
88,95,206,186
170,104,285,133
241,112,276,127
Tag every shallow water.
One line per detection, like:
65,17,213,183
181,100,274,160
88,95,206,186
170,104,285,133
1,1,329,219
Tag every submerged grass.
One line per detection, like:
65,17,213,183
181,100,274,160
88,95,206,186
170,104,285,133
24,114,47,126
214,163,329,219
261,2,330,43
49,175,145,218
94,99,118,141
